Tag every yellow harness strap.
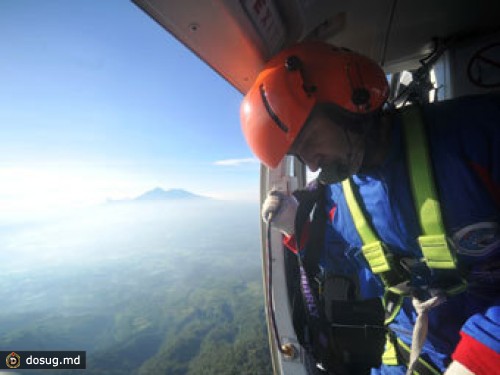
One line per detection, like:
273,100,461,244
343,178,410,292
401,107,456,270
341,179,391,273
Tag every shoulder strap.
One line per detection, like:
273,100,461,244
402,106,467,294
401,106,455,269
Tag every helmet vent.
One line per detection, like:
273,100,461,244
285,55,316,96
285,55,302,71
351,88,370,107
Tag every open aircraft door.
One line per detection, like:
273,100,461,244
132,0,500,373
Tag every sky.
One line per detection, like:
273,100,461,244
0,0,260,214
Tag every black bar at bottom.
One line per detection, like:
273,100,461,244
1,351,86,370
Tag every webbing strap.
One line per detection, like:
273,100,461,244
383,331,442,375
382,333,398,366
401,107,456,270
383,291,404,325
343,178,410,292
342,179,391,273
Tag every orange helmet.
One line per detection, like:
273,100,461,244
240,41,389,168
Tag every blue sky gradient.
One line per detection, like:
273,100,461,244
0,0,259,213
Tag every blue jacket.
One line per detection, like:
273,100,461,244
321,94,500,373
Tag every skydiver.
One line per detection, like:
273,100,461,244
240,41,499,374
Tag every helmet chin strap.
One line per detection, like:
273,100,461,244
318,125,366,185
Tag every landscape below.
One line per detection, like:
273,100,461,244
0,197,272,374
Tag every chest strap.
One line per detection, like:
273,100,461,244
342,105,466,295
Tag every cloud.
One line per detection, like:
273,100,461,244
213,158,259,166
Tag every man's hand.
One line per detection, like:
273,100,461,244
261,190,298,236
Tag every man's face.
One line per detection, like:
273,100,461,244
288,108,365,182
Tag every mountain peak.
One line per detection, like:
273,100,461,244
107,188,211,204
134,188,208,201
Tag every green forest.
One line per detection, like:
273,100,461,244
3,272,272,375
137,279,271,375
86,279,272,375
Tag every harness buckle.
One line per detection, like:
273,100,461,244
399,257,467,299
418,234,456,269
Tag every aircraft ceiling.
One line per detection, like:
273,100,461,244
132,0,500,94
